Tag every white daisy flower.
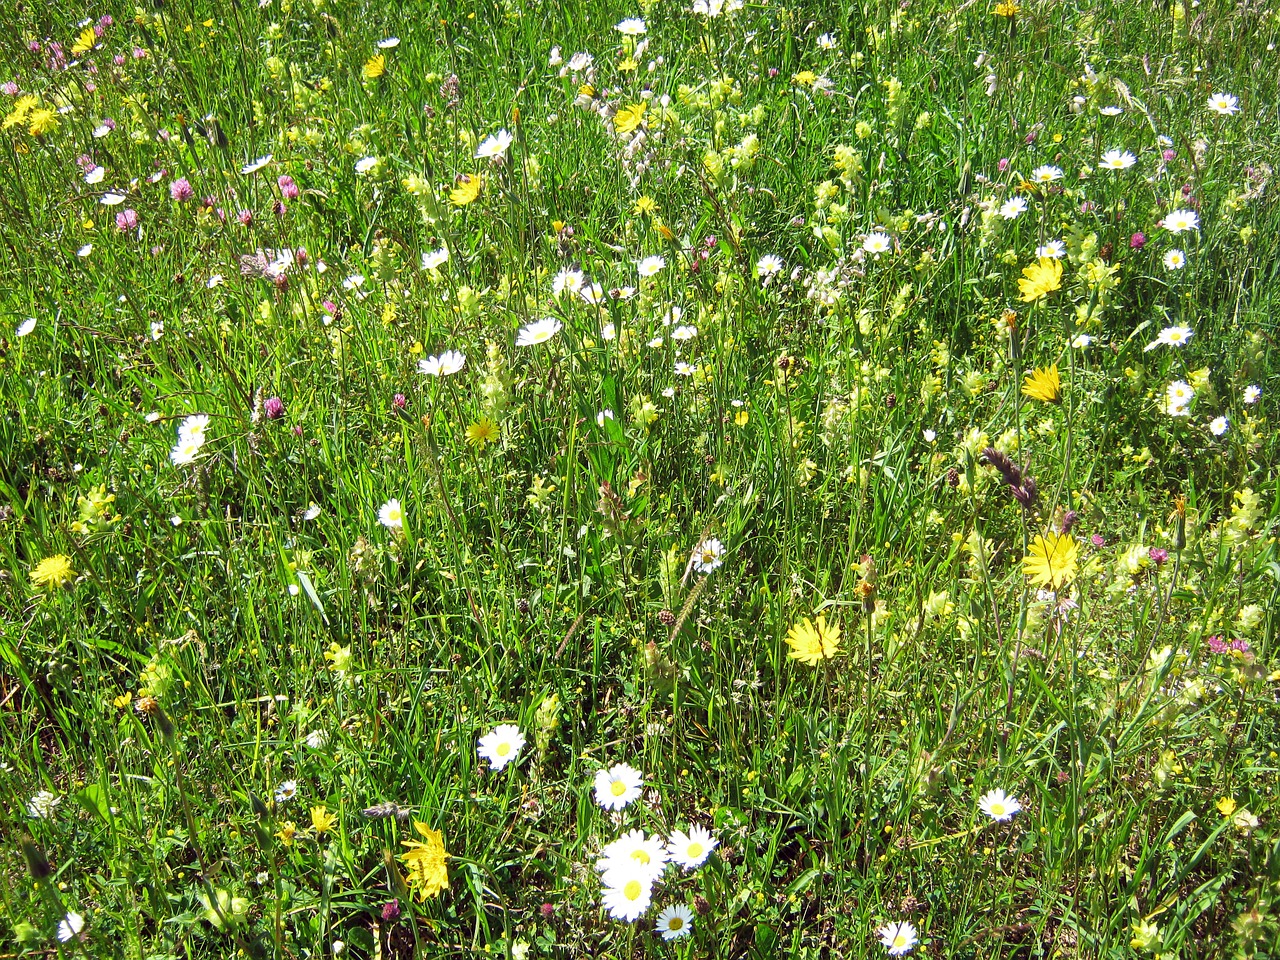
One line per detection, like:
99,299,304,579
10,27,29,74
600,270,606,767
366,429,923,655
101,192,127,205
1243,385,1261,405
863,231,893,255
1209,416,1229,437
377,37,400,49
552,267,584,298
597,829,670,879
476,129,514,160
1030,165,1063,183
1163,249,1186,270
593,763,644,811
421,247,449,270
84,165,105,184
16,317,36,337
655,903,694,940
418,350,466,376
977,788,1022,821
516,317,563,347
1144,325,1193,352
1207,92,1239,115
57,912,86,943
756,254,784,277
667,824,718,869
1098,105,1123,116
77,243,93,258
674,361,696,377
354,156,380,175
1163,209,1199,234
596,409,614,426
274,779,298,803
998,197,1028,220
1035,240,1067,259
1099,149,1137,170
477,724,526,771
92,124,112,138
690,538,724,574
378,498,404,531
637,254,666,277
671,325,697,341
877,920,918,956
600,865,654,922
615,17,646,35
241,155,273,174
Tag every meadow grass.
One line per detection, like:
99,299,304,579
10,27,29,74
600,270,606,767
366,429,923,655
2,0,1279,957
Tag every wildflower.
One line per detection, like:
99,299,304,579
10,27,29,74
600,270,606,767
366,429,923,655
305,729,329,749
674,361,696,377
1163,209,1199,234
1144,325,1193,352
26,790,61,819
516,317,562,346
1206,92,1239,115
1021,365,1061,403
1035,240,1066,259
418,350,466,376
1209,416,1229,436
785,614,841,666
655,904,694,940
169,178,194,202
57,913,86,943
863,231,893,255
310,805,338,834
1099,105,1124,116
1130,920,1162,952
1216,797,1238,817
401,821,449,900
378,499,404,531
878,920,919,956
672,325,697,341
613,102,646,135
998,197,1027,219
1023,532,1079,590
1099,149,1137,170
30,555,75,591
597,829,670,879
615,17,646,35
600,865,654,922
1018,258,1063,303
596,409,614,426
465,418,499,449
1130,231,1147,249
476,129,513,159
27,108,57,136
241,155,272,175
637,254,665,277
756,254,783,277
421,247,449,270
817,32,836,49
274,780,298,803
477,724,526,771
1163,249,1186,270
1031,165,1063,183
1163,380,1195,415
275,821,297,846
690,538,725,574
115,209,138,231
667,825,719,869
1071,334,1093,349
1243,385,1260,404
978,788,1022,821
593,763,644,811
552,268,584,298
377,37,399,48
1232,809,1260,834
362,54,386,80
449,174,482,206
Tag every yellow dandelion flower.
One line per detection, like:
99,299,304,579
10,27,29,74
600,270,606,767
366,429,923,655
1022,532,1078,590
1021,365,1061,404
633,195,658,217
31,554,75,591
613,102,647,136
3,95,38,130
401,821,449,901
449,174,482,206
310,804,338,835
465,417,498,449
784,614,841,666
994,1,1020,16
792,71,818,87
27,108,58,136
1018,257,1063,303
275,821,297,846
362,54,386,80
1216,797,1237,817
72,27,97,56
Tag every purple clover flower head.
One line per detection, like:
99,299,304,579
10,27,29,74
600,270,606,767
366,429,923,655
264,396,285,420
114,54,126,66
1207,636,1228,654
277,175,300,199
1129,231,1146,250
1091,534,1105,548
237,209,254,226
1,81,19,96
115,208,138,231
1162,148,1176,162
997,157,1010,172
1148,547,1168,566
393,393,407,410
170,178,194,202
381,899,400,921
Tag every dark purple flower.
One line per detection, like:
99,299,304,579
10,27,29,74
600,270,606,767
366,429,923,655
1129,231,1146,250
1148,547,1168,566
273,199,287,218
264,397,285,420
170,178,194,202
382,899,400,920
295,248,308,266
115,208,138,231
767,67,779,78
540,902,555,919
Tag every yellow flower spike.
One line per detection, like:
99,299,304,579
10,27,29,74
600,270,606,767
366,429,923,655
785,614,841,666
1022,365,1062,404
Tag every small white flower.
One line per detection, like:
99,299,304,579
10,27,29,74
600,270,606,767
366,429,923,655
594,763,644,811
241,155,273,174
378,498,404,531
516,317,562,347
977,788,1022,821
1098,105,1123,116
637,254,666,277
421,247,450,270
1030,165,1063,183
1144,325,1193,352
1099,149,1137,170
1163,249,1186,270
863,231,893,255
274,779,298,803
601,322,617,341
178,414,210,442
476,129,514,160
667,824,718,869
377,37,400,49
596,409,615,427
615,17,646,35
170,435,205,467
1163,209,1199,234
92,124,112,138
817,33,836,49
674,361,696,377
566,52,593,73
418,350,466,377
303,502,323,521
661,386,676,399
207,274,225,288
922,429,936,442
756,254,784,277
690,538,725,574
671,325,697,341
16,317,36,337
548,46,563,67
552,267,584,298
1035,240,1067,259
27,790,61,819
1243,385,1261,405
1071,334,1093,349
354,156,380,175
57,912,86,943
77,243,93,257
101,192,126,205
150,320,164,341
84,165,105,184
1207,92,1239,115
998,197,1028,220
655,903,694,940
1209,416,1229,436
878,920,918,956
597,829,670,879
305,729,329,749
477,724,526,771
599,865,654,921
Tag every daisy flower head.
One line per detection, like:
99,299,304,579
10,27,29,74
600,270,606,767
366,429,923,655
421,246,449,270
1145,325,1193,352
1207,92,1239,115
597,829,670,879
516,317,563,347
978,788,1022,821
756,253,783,277
477,724,526,771
878,920,918,956
57,912,86,944
674,361,696,377
594,763,644,811
637,254,666,277
655,903,694,940
1243,385,1261,405
1100,149,1137,170
998,197,1028,220
863,231,893,255
690,537,725,574
579,282,605,305
1030,165,1063,184
16,317,36,337
1098,105,1124,117
476,129,514,160
274,779,298,803
552,267,583,298
84,165,105,184
378,498,404,531
418,350,466,376
1035,240,1066,259
1163,380,1195,416
615,17,646,35
1209,415,1229,437
667,824,719,869
600,865,654,922
243,156,274,177
817,32,836,49
1163,249,1186,270
671,325,697,341
355,156,381,176
1164,209,1200,234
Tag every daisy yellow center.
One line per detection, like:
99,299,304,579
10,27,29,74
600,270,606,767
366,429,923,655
631,850,651,864
990,802,1006,816
624,880,642,900
686,842,703,858
893,934,907,947
701,550,715,563
611,780,627,797
497,742,510,756
668,917,684,931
